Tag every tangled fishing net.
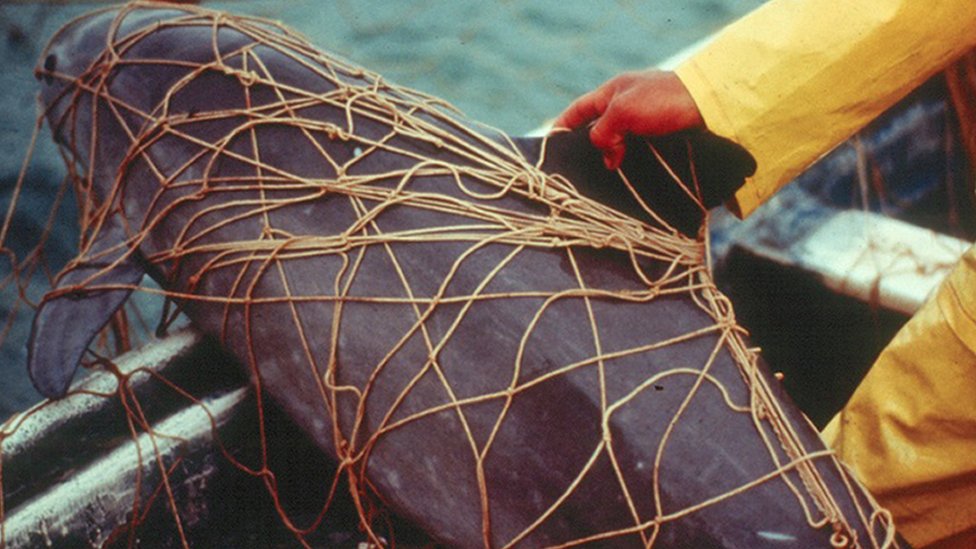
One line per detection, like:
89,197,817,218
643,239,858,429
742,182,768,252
0,2,899,547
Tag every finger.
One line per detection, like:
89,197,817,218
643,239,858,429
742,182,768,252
588,100,628,152
602,144,626,171
589,114,627,170
552,87,611,131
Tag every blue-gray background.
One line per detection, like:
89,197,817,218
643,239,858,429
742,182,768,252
0,1,763,417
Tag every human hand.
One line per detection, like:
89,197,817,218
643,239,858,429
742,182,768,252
553,69,705,170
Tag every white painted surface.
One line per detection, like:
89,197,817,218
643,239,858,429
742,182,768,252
799,210,970,315
3,387,248,548
1,329,203,456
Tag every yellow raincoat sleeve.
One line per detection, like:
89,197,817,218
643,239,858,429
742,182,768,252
674,0,976,218
672,2,976,546
820,245,976,548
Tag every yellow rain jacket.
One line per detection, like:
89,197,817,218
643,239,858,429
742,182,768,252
674,1,976,547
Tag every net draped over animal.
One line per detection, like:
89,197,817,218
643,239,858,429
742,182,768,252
16,2,898,547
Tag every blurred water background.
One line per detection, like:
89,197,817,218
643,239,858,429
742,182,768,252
0,0,764,417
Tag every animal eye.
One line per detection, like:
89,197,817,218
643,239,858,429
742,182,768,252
44,53,57,72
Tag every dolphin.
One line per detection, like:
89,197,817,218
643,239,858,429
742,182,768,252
27,4,898,547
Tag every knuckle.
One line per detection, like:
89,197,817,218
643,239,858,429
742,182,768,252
590,124,622,150
611,71,640,87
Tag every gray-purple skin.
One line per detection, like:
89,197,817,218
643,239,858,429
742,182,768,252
28,5,896,548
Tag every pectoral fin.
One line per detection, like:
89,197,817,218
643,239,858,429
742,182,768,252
27,218,145,398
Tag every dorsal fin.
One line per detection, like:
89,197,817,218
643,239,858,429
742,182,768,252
513,128,755,235
27,215,146,398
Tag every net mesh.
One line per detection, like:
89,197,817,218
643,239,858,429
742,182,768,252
0,2,898,547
